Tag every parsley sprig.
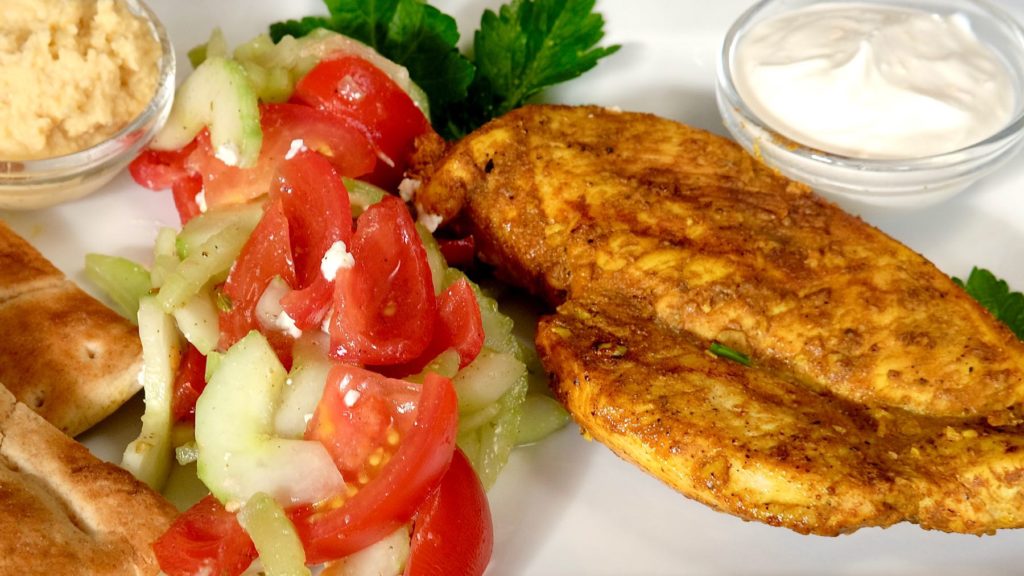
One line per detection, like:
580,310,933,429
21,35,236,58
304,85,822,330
954,267,1024,340
270,0,619,139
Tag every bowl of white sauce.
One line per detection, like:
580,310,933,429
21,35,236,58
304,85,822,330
716,0,1024,211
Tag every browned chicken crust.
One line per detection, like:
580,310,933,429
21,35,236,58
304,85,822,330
415,104,1024,534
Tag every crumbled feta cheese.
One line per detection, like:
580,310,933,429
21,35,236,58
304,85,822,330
284,138,307,161
272,311,302,339
195,189,208,213
320,240,355,282
214,143,240,166
417,211,443,233
398,178,421,202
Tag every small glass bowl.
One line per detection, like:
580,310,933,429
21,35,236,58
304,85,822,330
0,0,175,211
716,0,1024,212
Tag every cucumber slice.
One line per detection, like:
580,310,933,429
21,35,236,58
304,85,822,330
516,393,570,446
84,253,151,324
196,331,344,507
274,333,332,439
151,56,263,169
327,525,410,576
122,296,180,491
342,178,387,217
453,348,526,412
176,201,264,260
158,216,258,312
173,286,220,355
238,492,310,576
150,227,181,290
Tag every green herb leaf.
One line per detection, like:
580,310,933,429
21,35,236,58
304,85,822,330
708,342,752,366
470,0,620,121
954,267,1024,340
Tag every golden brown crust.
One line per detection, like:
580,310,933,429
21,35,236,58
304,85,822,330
0,385,176,575
0,282,143,436
417,104,1024,419
417,104,1024,534
0,220,64,302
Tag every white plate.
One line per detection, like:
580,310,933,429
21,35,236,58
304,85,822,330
5,1,1024,574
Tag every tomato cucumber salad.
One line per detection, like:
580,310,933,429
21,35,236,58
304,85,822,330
84,1,618,574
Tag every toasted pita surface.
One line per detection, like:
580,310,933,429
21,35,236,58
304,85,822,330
0,221,64,302
0,386,176,576
0,220,143,436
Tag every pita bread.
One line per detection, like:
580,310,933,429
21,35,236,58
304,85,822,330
0,220,143,436
0,385,176,576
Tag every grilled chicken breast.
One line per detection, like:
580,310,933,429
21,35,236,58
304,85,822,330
414,105,1024,534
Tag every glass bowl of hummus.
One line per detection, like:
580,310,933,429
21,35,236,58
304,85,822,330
716,0,1024,214
0,0,175,210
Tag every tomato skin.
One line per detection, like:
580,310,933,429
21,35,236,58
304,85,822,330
153,495,257,576
406,448,493,576
218,198,296,350
272,149,354,330
187,103,377,209
329,195,436,366
380,277,485,378
293,370,459,565
171,343,208,423
129,141,202,224
437,236,476,268
293,56,431,189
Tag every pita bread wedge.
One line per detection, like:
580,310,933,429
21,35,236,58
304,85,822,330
0,220,143,436
0,221,64,302
0,385,176,576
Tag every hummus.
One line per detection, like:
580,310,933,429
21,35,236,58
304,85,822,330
0,0,161,161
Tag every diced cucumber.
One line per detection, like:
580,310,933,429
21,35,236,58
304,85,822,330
196,331,344,507
416,224,446,296
516,393,570,446
122,296,180,491
454,348,525,412
188,28,230,68
327,525,410,576
342,178,387,217
158,216,258,312
176,201,263,260
173,286,220,355
274,333,332,439
150,56,263,169
238,492,310,576
150,227,181,290
84,253,151,323
406,349,460,384
456,370,527,490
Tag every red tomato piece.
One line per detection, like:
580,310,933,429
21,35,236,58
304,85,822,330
272,149,354,330
329,195,436,366
218,198,296,350
153,495,257,576
186,103,377,209
437,235,476,268
293,56,431,189
406,448,493,576
293,369,458,565
130,140,202,223
171,343,208,423
380,277,485,378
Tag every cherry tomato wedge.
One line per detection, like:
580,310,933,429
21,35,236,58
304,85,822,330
186,103,377,209
406,448,493,576
171,343,208,423
293,368,458,565
130,141,202,224
437,236,476,268
153,495,257,576
293,56,431,189
273,149,354,330
329,195,436,366
381,277,485,378
218,198,296,350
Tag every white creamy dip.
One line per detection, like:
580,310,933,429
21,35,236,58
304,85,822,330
733,2,1015,159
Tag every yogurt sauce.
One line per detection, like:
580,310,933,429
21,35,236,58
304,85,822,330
733,2,1016,159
